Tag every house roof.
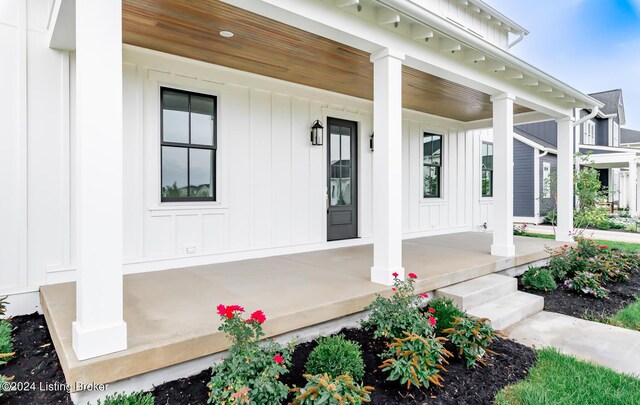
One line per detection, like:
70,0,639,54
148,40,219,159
588,89,626,125
514,127,556,151
620,128,640,145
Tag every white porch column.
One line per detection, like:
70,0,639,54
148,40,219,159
370,48,405,285
72,1,127,360
556,117,574,242
629,160,638,216
490,93,515,257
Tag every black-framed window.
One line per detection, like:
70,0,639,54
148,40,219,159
481,142,493,197
161,88,217,202
423,133,442,198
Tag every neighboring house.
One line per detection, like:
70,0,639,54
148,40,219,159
507,89,639,223
1,0,600,368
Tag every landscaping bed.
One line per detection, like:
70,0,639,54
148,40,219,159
518,272,640,319
0,313,72,405
4,311,538,404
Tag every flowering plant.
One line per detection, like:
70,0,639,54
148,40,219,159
290,373,374,405
208,305,292,404
361,273,433,340
564,272,608,298
442,316,501,367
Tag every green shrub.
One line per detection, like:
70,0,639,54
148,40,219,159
522,267,557,292
290,373,373,405
305,335,364,381
0,321,13,364
513,224,529,236
443,316,501,367
380,332,451,389
546,245,576,280
362,273,431,340
563,272,608,298
95,392,154,405
427,298,464,336
208,305,292,405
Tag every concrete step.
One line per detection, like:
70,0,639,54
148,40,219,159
467,291,544,330
435,274,517,310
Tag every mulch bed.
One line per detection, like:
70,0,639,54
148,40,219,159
518,272,640,319
2,314,537,404
1,313,72,404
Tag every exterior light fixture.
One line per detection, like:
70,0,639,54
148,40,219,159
219,30,234,38
310,119,324,146
369,133,374,151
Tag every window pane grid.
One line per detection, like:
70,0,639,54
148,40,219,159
423,133,442,198
481,142,493,197
161,88,217,202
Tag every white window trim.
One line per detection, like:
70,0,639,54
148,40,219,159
583,120,595,145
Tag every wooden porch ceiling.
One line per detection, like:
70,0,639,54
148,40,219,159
122,0,531,122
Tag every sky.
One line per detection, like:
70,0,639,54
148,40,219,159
486,0,640,129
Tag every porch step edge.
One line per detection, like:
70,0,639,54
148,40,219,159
466,291,544,330
434,274,517,310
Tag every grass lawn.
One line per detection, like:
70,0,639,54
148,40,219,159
608,299,640,331
495,348,640,405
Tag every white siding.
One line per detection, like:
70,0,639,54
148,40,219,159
2,1,494,301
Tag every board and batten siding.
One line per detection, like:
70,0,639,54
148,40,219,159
513,139,535,217
1,5,491,309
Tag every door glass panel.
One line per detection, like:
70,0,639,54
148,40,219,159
330,127,341,165
189,149,214,198
162,146,188,198
341,133,351,166
162,91,189,143
340,167,351,205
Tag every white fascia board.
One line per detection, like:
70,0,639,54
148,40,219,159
466,0,528,35
464,111,552,130
579,144,640,154
223,0,577,118
48,0,76,50
378,0,603,111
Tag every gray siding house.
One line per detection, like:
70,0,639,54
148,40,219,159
512,89,640,222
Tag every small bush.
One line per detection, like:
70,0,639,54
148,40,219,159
427,298,464,336
522,267,557,292
290,373,373,405
362,273,431,340
443,316,502,367
380,332,451,389
546,245,576,280
564,272,608,298
305,335,365,381
95,392,154,405
208,305,292,405
0,321,13,362
513,224,528,236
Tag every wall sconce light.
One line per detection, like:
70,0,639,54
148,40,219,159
369,133,374,152
310,119,324,146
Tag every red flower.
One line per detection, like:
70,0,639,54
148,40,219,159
248,310,266,324
408,273,417,279
219,304,245,319
563,244,568,248
392,287,396,291
216,304,227,317
392,272,399,278
273,354,284,364
428,307,436,313
429,316,436,326
420,292,429,298
601,245,607,249
576,257,582,261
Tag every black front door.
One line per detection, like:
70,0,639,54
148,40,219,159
327,118,358,241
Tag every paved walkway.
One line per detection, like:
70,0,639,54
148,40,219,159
507,311,640,376
525,224,640,244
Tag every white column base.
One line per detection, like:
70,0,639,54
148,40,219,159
555,229,575,243
490,244,515,257
72,321,127,361
371,267,405,286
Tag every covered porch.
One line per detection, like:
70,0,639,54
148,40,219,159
41,232,563,393
46,0,599,371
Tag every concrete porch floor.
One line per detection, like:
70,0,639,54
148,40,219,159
41,232,562,391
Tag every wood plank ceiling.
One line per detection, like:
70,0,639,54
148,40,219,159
122,0,530,122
